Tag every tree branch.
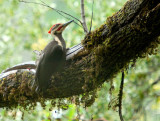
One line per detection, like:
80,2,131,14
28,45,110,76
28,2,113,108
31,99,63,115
0,0,160,108
81,0,89,34
89,0,94,33
118,72,124,121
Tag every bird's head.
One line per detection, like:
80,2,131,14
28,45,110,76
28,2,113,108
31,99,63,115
48,20,74,36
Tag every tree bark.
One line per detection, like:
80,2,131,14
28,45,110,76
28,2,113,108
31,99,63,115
0,0,160,108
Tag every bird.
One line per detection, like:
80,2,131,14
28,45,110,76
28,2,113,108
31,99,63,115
35,20,74,92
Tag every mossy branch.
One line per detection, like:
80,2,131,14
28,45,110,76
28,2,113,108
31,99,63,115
0,0,160,108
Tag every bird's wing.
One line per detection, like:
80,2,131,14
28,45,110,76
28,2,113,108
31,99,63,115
34,44,64,92
49,45,64,61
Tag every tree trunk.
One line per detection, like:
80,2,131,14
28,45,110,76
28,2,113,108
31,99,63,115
0,0,160,108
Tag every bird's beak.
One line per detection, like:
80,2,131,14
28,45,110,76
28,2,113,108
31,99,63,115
62,20,74,27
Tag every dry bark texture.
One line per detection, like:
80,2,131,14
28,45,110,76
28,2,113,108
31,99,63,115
0,0,160,108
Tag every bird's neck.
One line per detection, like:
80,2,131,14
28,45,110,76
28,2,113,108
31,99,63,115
54,34,66,49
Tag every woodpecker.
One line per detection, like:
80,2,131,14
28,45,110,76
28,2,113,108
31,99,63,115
35,20,74,92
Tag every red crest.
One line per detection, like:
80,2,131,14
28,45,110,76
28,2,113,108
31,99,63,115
48,24,56,34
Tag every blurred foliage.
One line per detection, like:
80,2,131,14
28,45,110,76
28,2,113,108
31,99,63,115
0,0,160,121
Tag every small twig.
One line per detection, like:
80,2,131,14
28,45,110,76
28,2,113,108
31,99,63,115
40,1,82,25
81,0,89,34
18,0,83,28
118,71,125,121
144,76,160,93
151,77,160,86
89,0,94,33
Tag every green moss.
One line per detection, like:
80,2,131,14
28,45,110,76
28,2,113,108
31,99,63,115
0,0,159,114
